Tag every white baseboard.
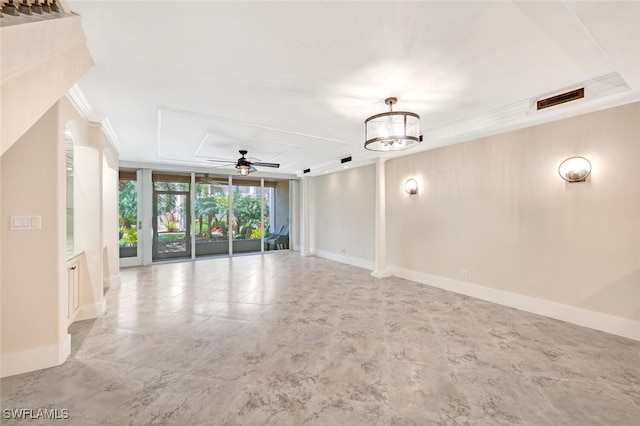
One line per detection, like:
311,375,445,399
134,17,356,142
75,299,106,321
103,274,121,289
312,249,375,271
119,257,140,268
371,270,392,279
1,333,71,378
389,265,640,342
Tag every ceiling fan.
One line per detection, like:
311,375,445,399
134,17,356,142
207,150,280,176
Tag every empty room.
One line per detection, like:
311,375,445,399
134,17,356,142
1,1,639,425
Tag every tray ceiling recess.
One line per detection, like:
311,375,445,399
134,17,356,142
66,1,640,177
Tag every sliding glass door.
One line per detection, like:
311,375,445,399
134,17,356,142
231,182,265,254
194,176,229,257
118,170,138,260
117,170,291,263
152,174,191,260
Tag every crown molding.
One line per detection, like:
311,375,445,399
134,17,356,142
66,84,120,154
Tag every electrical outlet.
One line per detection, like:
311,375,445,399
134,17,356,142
461,269,468,279
340,248,346,254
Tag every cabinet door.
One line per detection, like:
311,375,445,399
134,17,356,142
67,260,80,322
72,265,80,314
67,266,73,320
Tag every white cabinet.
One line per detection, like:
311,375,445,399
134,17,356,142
67,258,80,323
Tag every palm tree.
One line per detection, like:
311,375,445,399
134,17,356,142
194,183,226,237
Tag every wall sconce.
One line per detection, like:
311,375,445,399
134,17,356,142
404,179,418,195
558,156,591,182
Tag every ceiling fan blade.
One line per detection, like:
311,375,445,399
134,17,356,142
252,162,280,168
250,165,257,173
206,159,236,164
210,164,235,170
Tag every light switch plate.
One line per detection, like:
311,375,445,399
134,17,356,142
11,217,22,228
30,217,41,229
10,215,42,230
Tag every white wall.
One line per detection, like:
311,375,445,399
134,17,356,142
385,102,640,324
310,166,375,267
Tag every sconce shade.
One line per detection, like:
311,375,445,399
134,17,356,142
558,156,591,182
365,97,420,151
404,179,418,194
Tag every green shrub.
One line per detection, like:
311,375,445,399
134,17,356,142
120,228,137,246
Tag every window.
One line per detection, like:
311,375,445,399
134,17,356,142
65,127,74,255
118,171,138,258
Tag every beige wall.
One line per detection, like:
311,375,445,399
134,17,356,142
1,103,65,353
0,10,116,376
64,99,120,312
274,180,290,231
1,15,96,376
102,148,119,284
311,165,375,263
1,96,119,376
292,179,301,250
74,123,104,307
0,16,93,155
386,102,640,322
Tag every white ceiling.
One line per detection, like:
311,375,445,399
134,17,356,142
67,1,640,178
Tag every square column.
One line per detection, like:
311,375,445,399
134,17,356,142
372,157,391,278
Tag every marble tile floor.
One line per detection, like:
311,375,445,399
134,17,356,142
2,251,639,425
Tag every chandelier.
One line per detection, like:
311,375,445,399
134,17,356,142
364,97,420,151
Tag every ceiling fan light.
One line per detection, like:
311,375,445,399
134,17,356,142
365,97,420,152
237,164,251,176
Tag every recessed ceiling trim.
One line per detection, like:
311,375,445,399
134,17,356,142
584,72,630,98
421,72,630,145
158,106,352,146
192,131,304,162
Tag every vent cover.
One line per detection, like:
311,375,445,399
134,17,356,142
537,88,584,110
341,156,352,164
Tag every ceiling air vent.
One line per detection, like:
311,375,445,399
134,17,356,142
537,88,584,110
341,156,352,164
